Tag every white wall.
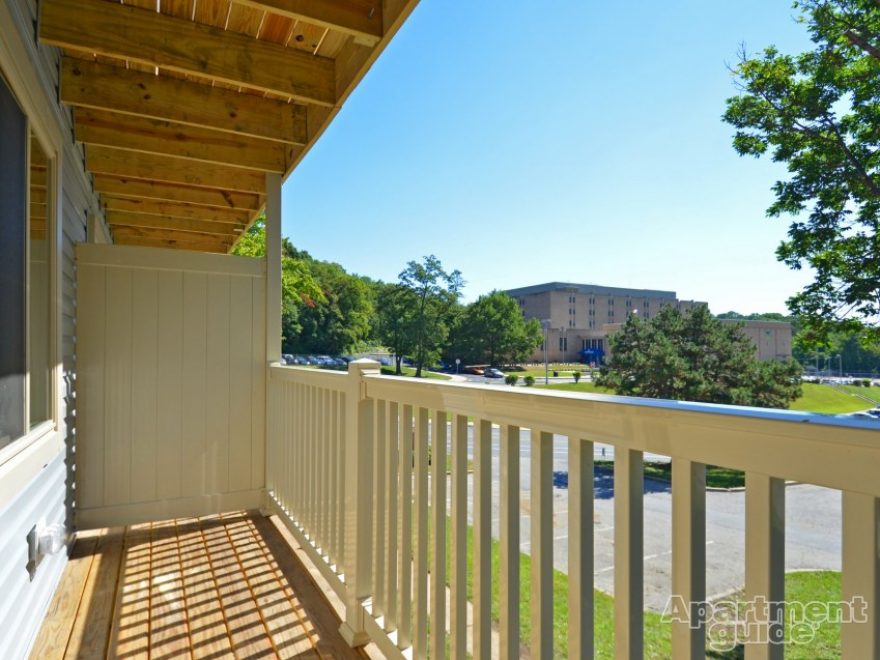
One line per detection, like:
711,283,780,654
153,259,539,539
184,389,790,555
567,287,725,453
76,244,267,528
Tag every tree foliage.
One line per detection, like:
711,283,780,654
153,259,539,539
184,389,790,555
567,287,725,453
231,217,372,355
597,306,803,408
374,282,417,374
445,291,542,366
723,0,880,346
398,256,463,377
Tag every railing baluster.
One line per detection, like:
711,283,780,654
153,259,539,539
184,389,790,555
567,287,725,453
671,458,706,660
614,448,644,659
305,385,313,534
431,411,448,660
294,382,302,518
500,423,520,659
744,472,784,660
311,385,319,538
568,437,594,658
318,387,327,550
473,419,492,660
374,399,387,616
531,430,553,659
385,401,399,631
450,414,468,660
329,389,339,566
322,387,331,552
842,491,879,657
398,404,414,649
337,390,346,565
414,407,430,658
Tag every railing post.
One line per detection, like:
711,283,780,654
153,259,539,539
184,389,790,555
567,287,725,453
671,458,706,660
614,448,644,659
744,472,784,660
339,358,379,647
842,491,879,658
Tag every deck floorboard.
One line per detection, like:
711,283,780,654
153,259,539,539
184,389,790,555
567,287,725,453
30,512,365,659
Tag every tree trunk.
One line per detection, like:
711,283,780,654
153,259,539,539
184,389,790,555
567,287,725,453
395,354,402,375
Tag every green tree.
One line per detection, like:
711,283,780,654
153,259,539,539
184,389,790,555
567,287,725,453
397,255,463,377
374,282,417,375
596,306,803,408
447,291,542,367
290,260,373,355
231,217,323,349
723,0,880,346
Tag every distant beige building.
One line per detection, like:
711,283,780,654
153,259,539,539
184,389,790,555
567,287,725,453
504,282,791,363
505,282,704,363
719,319,793,362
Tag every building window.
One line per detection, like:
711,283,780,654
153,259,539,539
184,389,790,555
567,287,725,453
0,77,53,450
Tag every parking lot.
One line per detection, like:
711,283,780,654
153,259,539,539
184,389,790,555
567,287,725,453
446,427,840,612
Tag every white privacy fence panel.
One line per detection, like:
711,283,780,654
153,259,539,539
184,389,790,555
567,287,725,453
76,243,266,528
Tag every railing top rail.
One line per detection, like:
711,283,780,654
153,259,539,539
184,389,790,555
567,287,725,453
363,374,880,496
270,362,347,391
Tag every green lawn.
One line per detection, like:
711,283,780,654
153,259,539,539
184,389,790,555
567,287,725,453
537,381,612,394
509,363,594,379
833,384,880,404
706,571,842,659
595,460,745,489
428,516,841,658
790,383,872,414
539,381,870,415
380,366,451,380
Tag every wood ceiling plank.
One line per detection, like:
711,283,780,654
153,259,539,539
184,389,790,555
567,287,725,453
234,0,382,46
40,0,337,106
86,145,266,194
101,195,251,224
93,175,263,211
106,210,243,237
74,107,294,173
62,59,307,145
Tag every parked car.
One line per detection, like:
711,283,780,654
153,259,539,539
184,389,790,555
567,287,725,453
484,367,505,379
463,366,484,375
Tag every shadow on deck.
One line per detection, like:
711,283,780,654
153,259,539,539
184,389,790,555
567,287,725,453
31,511,367,659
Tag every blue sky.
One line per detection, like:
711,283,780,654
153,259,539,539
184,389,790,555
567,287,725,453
282,0,815,314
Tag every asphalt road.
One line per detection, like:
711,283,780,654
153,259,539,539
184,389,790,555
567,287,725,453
438,426,840,612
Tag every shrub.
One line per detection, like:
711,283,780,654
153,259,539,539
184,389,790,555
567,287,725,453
524,375,536,387
505,374,519,386
573,371,582,384
864,379,873,387
854,380,863,387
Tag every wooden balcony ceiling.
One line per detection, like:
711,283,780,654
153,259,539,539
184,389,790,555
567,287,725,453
31,512,368,659
39,0,418,253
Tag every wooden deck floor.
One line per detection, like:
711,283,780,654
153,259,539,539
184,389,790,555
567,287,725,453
31,512,366,659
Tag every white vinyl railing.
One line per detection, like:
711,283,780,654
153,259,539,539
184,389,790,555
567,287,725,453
266,360,880,659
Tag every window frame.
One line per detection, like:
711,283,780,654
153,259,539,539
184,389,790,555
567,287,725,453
0,69,61,474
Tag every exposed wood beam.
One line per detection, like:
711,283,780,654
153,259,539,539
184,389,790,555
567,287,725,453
106,210,243,237
234,0,383,47
74,108,295,173
86,146,266,194
41,0,337,106
93,175,263,212
62,59,308,145
111,226,232,252
113,235,231,253
288,0,421,174
101,196,251,225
